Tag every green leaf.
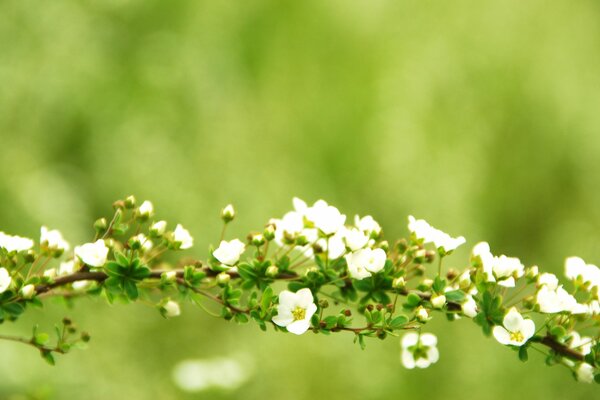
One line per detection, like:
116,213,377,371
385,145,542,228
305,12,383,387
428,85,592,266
114,251,129,266
445,290,466,302
261,287,273,312
41,350,55,366
406,293,421,307
518,346,529,362
389,315,409,329
123,280,138,300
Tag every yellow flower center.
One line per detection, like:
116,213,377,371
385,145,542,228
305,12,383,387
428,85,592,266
292,306,306,321
510,331,524,343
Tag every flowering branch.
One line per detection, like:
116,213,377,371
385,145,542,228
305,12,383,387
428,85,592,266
0,196,598,384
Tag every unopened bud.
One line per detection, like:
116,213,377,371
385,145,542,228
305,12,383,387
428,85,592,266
150,220,167,236
136,200,154,221
221,204,235,223
251,233,265,246
416,306,430,322
264,224,276,241
319,299,329,308
94,218,108,233
378,240,389,252
162,271,177,282
265,265,279,278
392,277,406,290
217,272,231,286
526,265,539,280
20,284,36,299
431,294,446,309
124,195,136,209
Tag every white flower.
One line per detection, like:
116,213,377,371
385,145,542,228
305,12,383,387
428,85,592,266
58,260,77,276
568,332,593,356
354,215,381,236
565,257,600,292
472,242,524,287
150,220,167,236
163,300,181,317
272,288,317,335
317,230,346,260
173,224,193,250
0,232,34,253
431,294,446,309
74,240,109,267
536,285,587,314
43,268,57,279
133,233,153,253
401,333,439,369
20,284,35,299
344,248,386,280
72,280,91,291
576,363,595,384
492,308,535,346
213,239,246,266
305,200,346,235
40,226,70,254
538,273,559,290
344,228,369,251
407,216,465,253
137,200,154,218
0,268,12,293
462,295,478,318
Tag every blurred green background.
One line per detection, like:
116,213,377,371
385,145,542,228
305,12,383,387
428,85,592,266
1,0,599,398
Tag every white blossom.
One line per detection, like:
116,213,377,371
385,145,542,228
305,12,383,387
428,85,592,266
493,308,535,346
40,226,70,254
0,232,34,253
272,288,317,335
305,200,346,235
213,239,246,267
538,273,559,290
173,224,193,250
58,260,77,276
344,228,369,251
344,248,386,280
565,256,600,293
536,285,587,314
401,333,439,369
568,331,593,356
150,220,167,236
137,200,154,218
471,242,524,287
462,295,478,318
0,268,12,293
74,240,109,267
354,215,381,236
415,306,430,322
221,204,235,221
576,363,595,384
407,216,465,253
133,233,153,253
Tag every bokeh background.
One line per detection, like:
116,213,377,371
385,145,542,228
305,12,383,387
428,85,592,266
1,0,599,398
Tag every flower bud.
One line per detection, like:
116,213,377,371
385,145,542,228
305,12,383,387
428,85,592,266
81,332,91,342
392,277,406,290
415,306,430,322
217,272,231,286
94,218,108,234
344,309,352,317
43,268,57,279
526,265,539,280
124,195,136,209
150,220,167,237
251,233,265,246
136,200,154,221
264,224,276,241
378,240,389,252
431,294,446,309
265,265,279,278
396,238,408,253
113,200,125,210
446,268,458,281
161,300,181,318
221,204,235,223
20,284,35,299
318,299,329,308
162,271,177,282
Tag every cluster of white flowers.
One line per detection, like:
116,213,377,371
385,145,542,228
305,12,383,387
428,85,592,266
407,216,466,254
0,232,34,253
40,226,70,255
400,332,440,369
268,198,384,280
471,242,524,287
